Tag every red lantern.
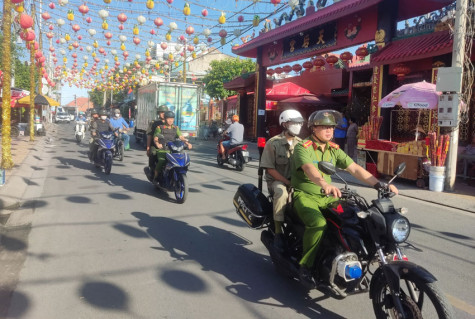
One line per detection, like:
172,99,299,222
271,0,281,4
266,69,275,76
154,17,163,27
186,26,194,35
20,14,33,29
133,37,141,45
302,61,313,69
340,51,353,63
393,63,411,80
72,24,80,32
46,32,54,39
283,65,292,73
325,55,339,66
219,29,227,38
25,30,35,42
355,46,369,59
292,64,302,72
104,32,112,39
313,58,325,68
117,13,127,23
79,4,89,15
275,67,283,74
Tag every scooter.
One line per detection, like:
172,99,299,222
144,139,190,204
216,129,250,171
92,130,117,175
75,120,87,143
232,162,455,319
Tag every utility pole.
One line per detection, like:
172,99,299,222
183,47,187,83
102,90,106,109
445,0,468,191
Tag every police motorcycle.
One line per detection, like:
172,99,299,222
92,129,119,175
75,120,87,144
144,137,190,204
233,161,454,319
216,128,250,171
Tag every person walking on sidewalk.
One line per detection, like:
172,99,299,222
260,110,303,252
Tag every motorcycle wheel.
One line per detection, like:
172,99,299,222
372,272,455,319
104,152,113,175
118,142,124,161
174,174,188,204
216,154,224,167
76,134,82,144
235,153,245,171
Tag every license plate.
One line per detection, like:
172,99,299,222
241,151,249,157
77,132,83,135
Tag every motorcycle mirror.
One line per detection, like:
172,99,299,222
394,162,406,176
318,161,336,176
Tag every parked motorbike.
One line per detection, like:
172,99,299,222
233,162,454,319
216,128,249,171
75,120,87,143
144,139,190,204
92,130,117,175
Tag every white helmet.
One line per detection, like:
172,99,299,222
279,109,304,126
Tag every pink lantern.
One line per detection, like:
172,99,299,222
49,25,54,30
161,42,167,50
119,24,124,31
46,32,54,39
238,15,244,22
201,9,208,17
207,37,212,43
117,13,127,23
186,26,194,35
104,32,112,39
133,37,141,45
179,35,186,42
49,46,55,52
187,45,194,52
72,53,77,58
154,18,163,27
78,35,82,40
20,14,33,29
123,51,129,58
78,4,89,15
25,30,35,42
41,12,51,21
72,24,80,32
150,29,156,35
86,17,92,23
107,40,111,46
94,57,100,63
99,48,105,54
48,2,55,9
73,41,79,48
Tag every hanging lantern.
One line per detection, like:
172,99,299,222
117,13,127,23
253,15,260,27
133,25,139,35
19,14,33,29
58,0,68,6
86,17,92,23
88,29,96,36
137,15,146,25
275,67,283,74
102,20,109,30
187,45,194,52
41,12,51,21
98,9,109,19
146,0,154,10
325,55,339,66
313,58,325,68
165,32,172,41
302,61,313,69
283,65,292,73
271,0,281,5
64,33,71,41
220,38,226,45
193,36,199,44
72,24,80,32
202,9,208,17
154,17,163,27
104,32,113,39
393,63,411,80
169,22,177,31
161,42,167,50
79,3,89,15
355,46,369,60
340,51,353,63
219,29,227,38
292,64,302,72
67,9,74,21
186,26,194,35
238,15,244,23
266,69,275,76
56,18,65,26
183,2,190,16
203,28,211,37
218,12,226,24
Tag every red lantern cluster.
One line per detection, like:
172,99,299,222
340,51,353,63
325,55,339,66
393,63,411,80
292,64,302,72
355,46,369,60
283,65,292,73
302,61,313,69
313,58,325,69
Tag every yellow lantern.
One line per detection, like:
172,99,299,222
149,75,152,80
102,20,109,30
67,10,74,21
114,56,118,61
100,69,103,74
68,44,73,50
192,52,197,59
218,12,226,24
15,4,24,13
141,68,145,74
146,0,154,10
63,57,68,63
175,62,179,67
104,0,111,3
65,33,71,41
183,2,190,16
155,63,160,68
123,67,127,72
84,62,88,67
133,25,139,35
145,50,150,57
120,43,126,51
160,70,164,74
193,36,199,44
105,64,109,70
165,32,171,41
93,40,98,48
92,51,97,57
168,53,173,60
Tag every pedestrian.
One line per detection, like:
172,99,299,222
334,112,348,150
346,117,358,159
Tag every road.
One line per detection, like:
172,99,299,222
1,123,474,318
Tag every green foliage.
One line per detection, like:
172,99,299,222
0,32,31,89
14,59,33,90
88,88,128,109
202,58,256,100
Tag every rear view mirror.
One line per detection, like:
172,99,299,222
394,163,406,176
318,161,336,176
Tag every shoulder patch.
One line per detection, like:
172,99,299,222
328,141,340,149
302,140,313,149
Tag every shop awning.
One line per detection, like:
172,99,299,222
17,94,60,106
370,31,453,65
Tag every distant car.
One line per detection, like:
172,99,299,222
55,112,70,123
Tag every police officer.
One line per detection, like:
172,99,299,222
260,109,303,252
291,110,398,288
152,111,192,183
145,105,169,177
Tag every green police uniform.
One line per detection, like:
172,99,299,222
291,136,353,268
154,125,182,175
260,132,301,222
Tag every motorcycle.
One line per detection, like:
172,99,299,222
113,132,125,161
75,120,87,143
92,130,117,175
144,139,190,204
233,162,454,319
216,128,250,171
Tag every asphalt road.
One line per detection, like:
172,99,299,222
2,123,474,318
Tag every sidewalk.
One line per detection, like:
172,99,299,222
192,137,475,213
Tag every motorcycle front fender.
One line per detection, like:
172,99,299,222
369,261,437,300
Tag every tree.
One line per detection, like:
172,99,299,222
203,58,256,100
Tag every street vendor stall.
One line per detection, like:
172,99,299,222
357,81,441,187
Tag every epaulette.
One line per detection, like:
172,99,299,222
302,140,313,149
328,141,340,149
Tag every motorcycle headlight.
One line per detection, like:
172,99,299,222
390,217,410,243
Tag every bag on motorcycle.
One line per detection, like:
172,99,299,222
233,184,272,228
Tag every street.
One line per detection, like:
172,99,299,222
1,123,474,319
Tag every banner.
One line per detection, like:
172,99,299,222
371,65,383,118
180,87,198,131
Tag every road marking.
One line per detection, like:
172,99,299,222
447,294,475,315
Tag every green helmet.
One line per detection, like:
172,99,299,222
99,109,108,116
157,105,168,113
307,110,338,128
91,108,99,115
164,111,175,119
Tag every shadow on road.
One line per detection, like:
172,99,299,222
132,212,345,318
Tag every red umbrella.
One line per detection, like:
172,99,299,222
279,93,338,106
265,82,310,101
